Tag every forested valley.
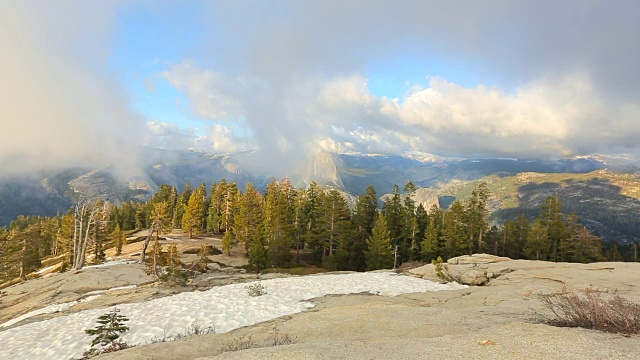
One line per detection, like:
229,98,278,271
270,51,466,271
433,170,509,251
0,178,633,284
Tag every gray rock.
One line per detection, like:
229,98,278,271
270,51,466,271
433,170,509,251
207,263,222,271
447,253,511,265
221,267,240,274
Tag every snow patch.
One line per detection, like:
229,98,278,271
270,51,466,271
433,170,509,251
84,285,138,296
83,260,138,269
35,264,58,274
0,272,466,360
0,295,103,329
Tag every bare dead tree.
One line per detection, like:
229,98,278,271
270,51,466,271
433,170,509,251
139,220,161,264
139,202,171,264
72,200,107,270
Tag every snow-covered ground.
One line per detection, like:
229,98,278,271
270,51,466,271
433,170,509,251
35,264,59,274
0,272,466,360
83,259,138,269
0,295,103,329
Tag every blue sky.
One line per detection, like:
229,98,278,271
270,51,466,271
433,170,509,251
109,2,499,131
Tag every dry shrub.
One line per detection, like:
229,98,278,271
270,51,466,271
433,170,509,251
245,283,267,297
540,287,640,335
219,334,256,352
269,326,293,346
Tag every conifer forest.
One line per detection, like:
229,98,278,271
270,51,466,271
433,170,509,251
0,178,627,283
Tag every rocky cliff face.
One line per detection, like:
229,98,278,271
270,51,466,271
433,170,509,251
308,150,344,188
412,187,440,210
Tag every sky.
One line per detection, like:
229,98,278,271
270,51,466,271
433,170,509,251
1,0,640,175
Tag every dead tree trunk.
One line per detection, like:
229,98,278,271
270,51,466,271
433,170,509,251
72,201,102,270
139,220,158,264
19,236,27,281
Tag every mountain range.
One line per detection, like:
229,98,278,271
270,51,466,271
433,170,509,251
1,148,639,244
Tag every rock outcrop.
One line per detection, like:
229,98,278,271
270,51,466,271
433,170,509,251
97,258,640,360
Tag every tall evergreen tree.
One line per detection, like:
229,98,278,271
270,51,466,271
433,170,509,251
441,200,468,258
112,224,126,256
524,219,548,260
540,196,567,262
207,180,226,233
233,183,264,255
365,215,394,270
421,215,441,262
320,189,351,268
182,183,207,238
263,179,294,267
349,185,378,271
383,184,404,254
302,182,324,263
172,183,191,229
465,183,490,253
248,235,268,273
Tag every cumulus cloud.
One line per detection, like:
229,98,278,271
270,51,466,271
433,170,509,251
0,1,144,177
153,0,640,166
161,65,640,160
5,0,640,181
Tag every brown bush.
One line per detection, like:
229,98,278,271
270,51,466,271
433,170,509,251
540,287,640,335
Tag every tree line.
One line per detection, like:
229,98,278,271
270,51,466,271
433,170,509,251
0,178,622,284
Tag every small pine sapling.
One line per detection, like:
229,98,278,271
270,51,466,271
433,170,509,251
84,308,130,347
222,231,234,255
161,243,187,285
195,244,211,272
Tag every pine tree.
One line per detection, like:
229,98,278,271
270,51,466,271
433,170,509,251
465,183,490,253
415,204,429,247
249,235,268,273
182,184,207,238
134,202,146,230
207,180,226,233
365,215,394,270
222,230,234,255
119,201,136,231
233,183,264,255
145,239,163,277
112,224,126,256
194,244,210,272
222,182,239,233
162,243,186,285
349,185,378,271
172,183,191,229
402,181,417,261
441,200,468,258
263,179,294,267
151,201,171,238
9,216,42,280
320,189,351,268
569,226,605,263
540,196,567,262
421,216,441,261
84,308,130,347
0,227,20,282
383,184,404,253
91,200,110,264
302,182,324,263
524,219,548,260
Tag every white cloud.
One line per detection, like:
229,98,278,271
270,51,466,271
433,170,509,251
0,1,143,177
145,121,202,151
161,62,640,162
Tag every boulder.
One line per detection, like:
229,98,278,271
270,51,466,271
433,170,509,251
207,263,222,272
447,253,511,265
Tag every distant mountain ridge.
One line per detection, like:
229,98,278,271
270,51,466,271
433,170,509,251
1,148,638,244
